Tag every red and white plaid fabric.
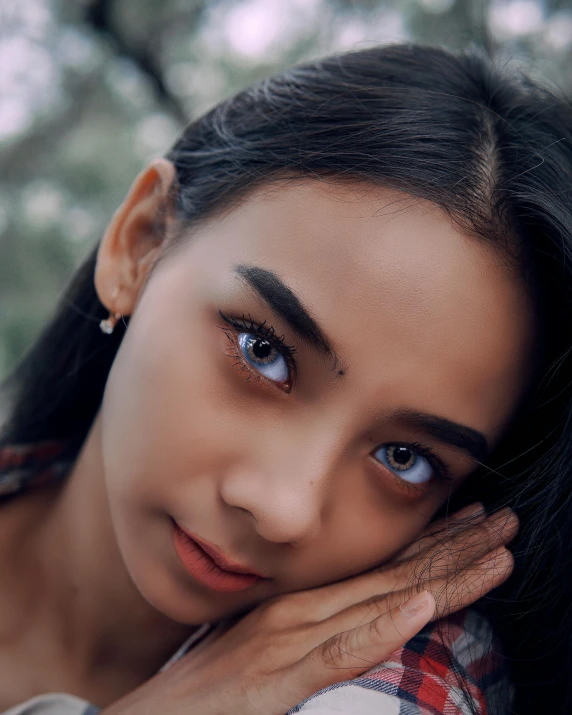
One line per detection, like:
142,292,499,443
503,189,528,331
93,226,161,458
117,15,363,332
0,440,511,714
294,607,511,714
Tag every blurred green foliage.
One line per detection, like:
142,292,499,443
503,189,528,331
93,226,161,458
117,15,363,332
1,0,571,381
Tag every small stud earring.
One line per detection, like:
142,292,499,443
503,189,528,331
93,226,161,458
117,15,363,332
99,286,123,335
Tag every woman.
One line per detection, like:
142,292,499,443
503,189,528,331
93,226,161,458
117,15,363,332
0,42,570,714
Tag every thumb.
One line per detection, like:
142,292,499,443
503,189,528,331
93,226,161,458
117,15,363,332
295,590,435,696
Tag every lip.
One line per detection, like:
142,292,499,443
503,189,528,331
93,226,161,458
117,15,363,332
172,521,266,593
187,530,266,577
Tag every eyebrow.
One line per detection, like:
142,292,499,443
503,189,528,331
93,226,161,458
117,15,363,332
390,408,489,463
233,263,345,374
232,263,489,463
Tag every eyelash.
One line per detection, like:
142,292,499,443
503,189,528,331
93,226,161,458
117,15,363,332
217,310,298,390
217,309,453,493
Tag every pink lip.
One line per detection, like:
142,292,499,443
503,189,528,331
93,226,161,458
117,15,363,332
172,521,266,593
186,530,266,577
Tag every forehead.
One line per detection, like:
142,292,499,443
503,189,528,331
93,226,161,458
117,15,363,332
181,179,536,442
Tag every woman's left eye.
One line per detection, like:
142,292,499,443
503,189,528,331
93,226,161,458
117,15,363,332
237,332,290,382
373,444,433,485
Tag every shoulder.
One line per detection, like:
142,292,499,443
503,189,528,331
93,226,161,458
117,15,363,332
288,608,511,715
0,440,74,498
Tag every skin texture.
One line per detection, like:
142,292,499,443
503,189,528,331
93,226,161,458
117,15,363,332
0,160,533,707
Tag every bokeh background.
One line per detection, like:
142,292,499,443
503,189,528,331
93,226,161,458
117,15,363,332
1,0,571,383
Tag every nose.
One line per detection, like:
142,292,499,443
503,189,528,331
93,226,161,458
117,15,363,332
219,431,343,545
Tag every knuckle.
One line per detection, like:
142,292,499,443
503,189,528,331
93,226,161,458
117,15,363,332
367,612,388,642
474,546,514,579
434,581,462,612
260,593,306,627
320,625,374,673
433,525,489,564
453,522,487,548
320,631,352,669
359,595,390,622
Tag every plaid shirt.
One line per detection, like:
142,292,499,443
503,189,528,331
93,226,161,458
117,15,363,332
0,440,511,715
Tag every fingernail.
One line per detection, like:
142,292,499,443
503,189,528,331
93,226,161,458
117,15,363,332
489,546,513,564
490,506,511,518
477,545,513,566
489,507,517,528
400,591,430,617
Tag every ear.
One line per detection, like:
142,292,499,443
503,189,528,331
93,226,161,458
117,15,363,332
94,157,177,316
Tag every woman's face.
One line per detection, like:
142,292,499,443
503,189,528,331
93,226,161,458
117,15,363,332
94,166,535,624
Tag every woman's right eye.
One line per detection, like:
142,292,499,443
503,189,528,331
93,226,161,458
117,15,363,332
217,310,297,392
237,332,290,383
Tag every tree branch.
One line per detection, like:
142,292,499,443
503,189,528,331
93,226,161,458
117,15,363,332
84,0,190,124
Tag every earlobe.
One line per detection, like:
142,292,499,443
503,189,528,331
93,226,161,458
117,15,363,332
94,158,177,316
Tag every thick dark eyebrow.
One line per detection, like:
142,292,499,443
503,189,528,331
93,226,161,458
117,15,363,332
391,408,489,463
233,264,345,374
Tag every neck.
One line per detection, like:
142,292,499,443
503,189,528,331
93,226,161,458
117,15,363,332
1,415,197,679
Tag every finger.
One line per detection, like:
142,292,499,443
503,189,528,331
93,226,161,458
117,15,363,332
391,507,518,583
295,507,516,622
430,545,514,617
320,545,513,638
293,591,435,696
395,502,487,560
379,545,513,621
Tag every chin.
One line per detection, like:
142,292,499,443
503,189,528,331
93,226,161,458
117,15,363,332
142,576,269,625
120,541,264,626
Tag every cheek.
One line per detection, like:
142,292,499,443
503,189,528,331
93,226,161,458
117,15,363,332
100,294,284,528
285,482,435,590
99,306,242,515
333,517,430,576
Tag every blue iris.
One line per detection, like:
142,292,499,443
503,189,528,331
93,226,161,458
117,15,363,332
238,332,289,382
374,445,433,484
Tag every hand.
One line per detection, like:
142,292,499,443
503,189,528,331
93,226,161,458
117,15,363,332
101,504,517,715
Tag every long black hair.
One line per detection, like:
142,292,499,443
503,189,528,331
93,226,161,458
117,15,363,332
2,43,572,715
